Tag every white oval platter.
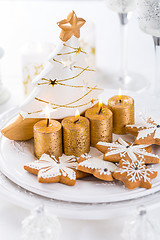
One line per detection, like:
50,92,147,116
0,170,160,220
0,90,160,204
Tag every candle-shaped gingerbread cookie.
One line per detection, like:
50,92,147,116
34,105,62,159
85,99,113,146
108,90,134,134
62,110,90,157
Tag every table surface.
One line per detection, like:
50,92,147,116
0,1,160,240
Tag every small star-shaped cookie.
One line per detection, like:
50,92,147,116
113,158,157,189
24,153,88,186
78,153,117,181
96,137,159,164
57,11,86,42
125,117,160,145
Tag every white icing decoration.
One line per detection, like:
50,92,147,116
127,123,152,129
116,158,156,183
82,79,89,92
97,137,159,161
80,153,91,159
126,117,160,140
61,56,75,70
79,154,117,175
25,153,78,180
20,36,103,120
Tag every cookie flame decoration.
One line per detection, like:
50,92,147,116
1,11,103,141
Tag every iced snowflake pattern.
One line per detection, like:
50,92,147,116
78,154,117,181
117,158,156,183
97,137,159,161
24,153,78,181
127,118,160,140
79,154,117,175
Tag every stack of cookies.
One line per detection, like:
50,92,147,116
94,136,159,189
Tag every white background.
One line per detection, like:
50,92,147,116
0,1,159,240
0,0,155,93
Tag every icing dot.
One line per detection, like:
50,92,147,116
135,167,139,170
157,125,160,128
126,145,130,148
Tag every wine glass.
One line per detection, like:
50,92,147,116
0,47,10,104
137,0,160,97
104,0,148,92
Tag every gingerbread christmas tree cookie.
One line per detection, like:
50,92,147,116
1,11,102,141
96,137,159,164
125,117,160,145
78,153,117,181
113,158,157,190
24,153,88,186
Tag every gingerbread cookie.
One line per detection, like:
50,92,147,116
24,153,88,186
96,137,159,164
113,158,157,189
78,153,117,181
125,117,160,145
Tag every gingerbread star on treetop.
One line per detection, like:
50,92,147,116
57,11,86,42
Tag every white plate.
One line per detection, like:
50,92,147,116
1,89,160,204
1,170,160,220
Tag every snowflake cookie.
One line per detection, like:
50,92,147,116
96,137,159,164
113,158,157,190
24,153,88,186
78,153,117,181
125,117,160,145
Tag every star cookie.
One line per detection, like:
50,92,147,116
57,11,86,42
125,117,160,145
96,137,159,164
113,158,157,189
24,153,88,186
78,153,117,181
